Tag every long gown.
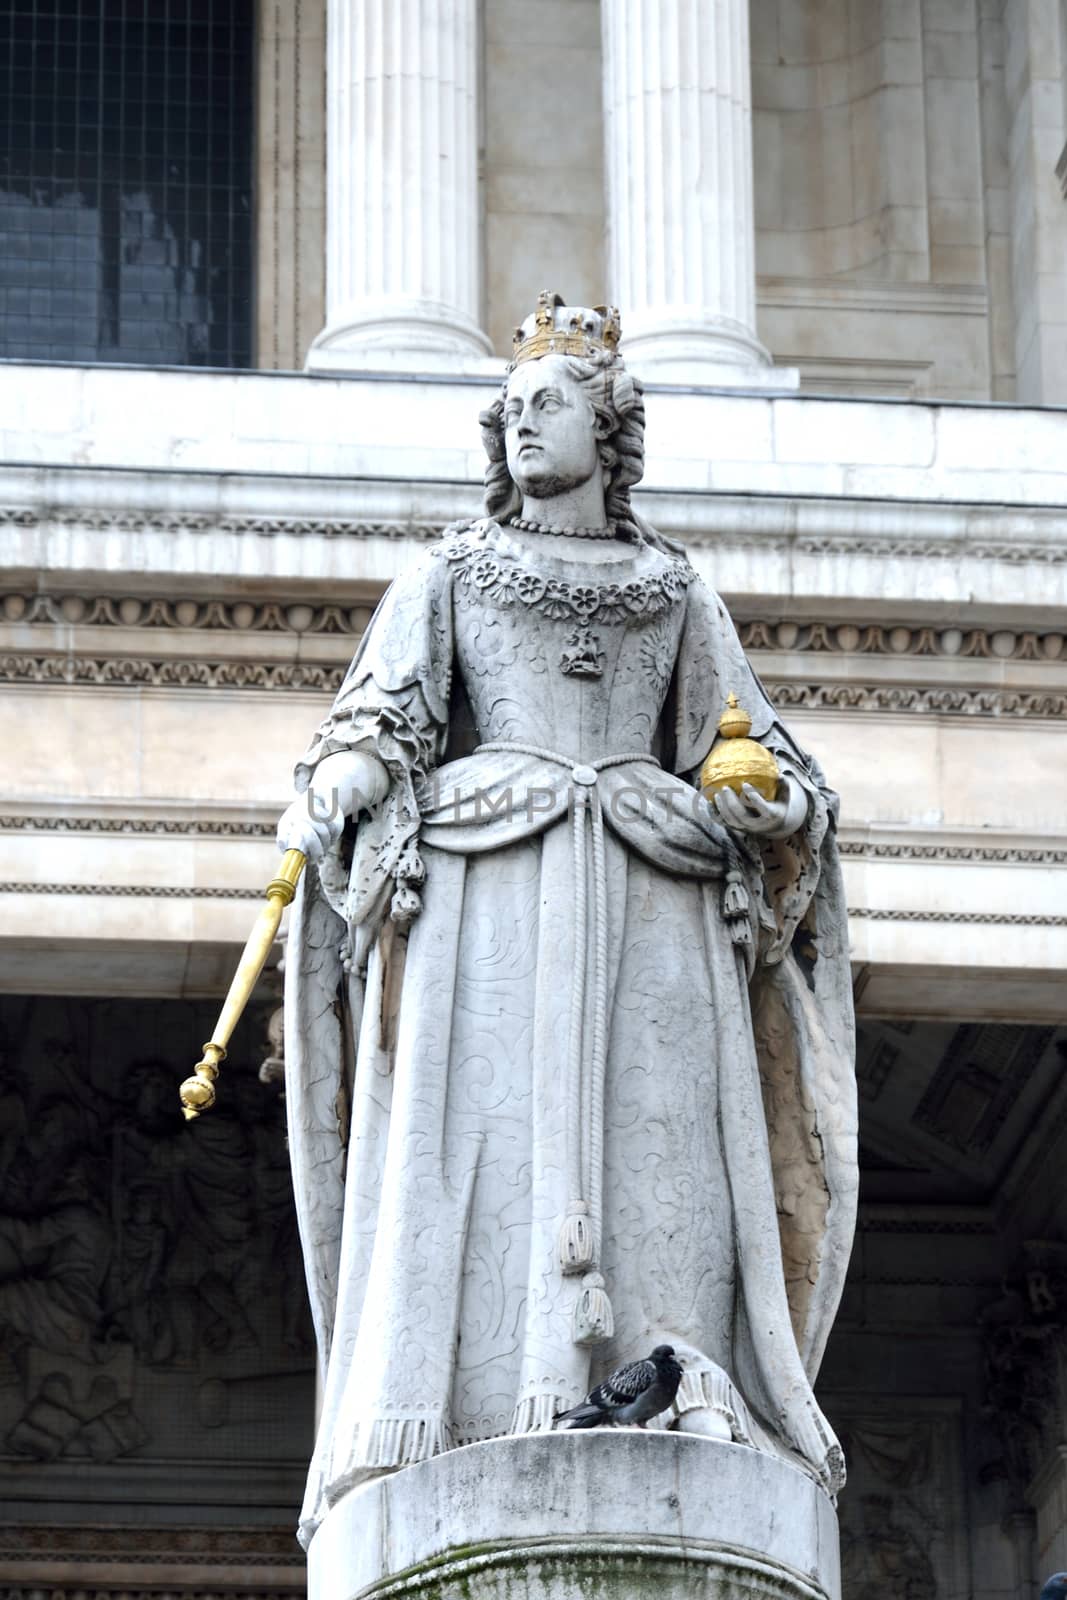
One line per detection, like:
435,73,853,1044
284,516,857,1544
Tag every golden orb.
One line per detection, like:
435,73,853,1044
700,693,781,802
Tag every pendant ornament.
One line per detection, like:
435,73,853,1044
559,625,605,678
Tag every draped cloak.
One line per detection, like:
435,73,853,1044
283,518,857,1544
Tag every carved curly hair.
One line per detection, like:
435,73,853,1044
478,349,646,542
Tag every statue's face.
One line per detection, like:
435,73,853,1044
503,355,600,499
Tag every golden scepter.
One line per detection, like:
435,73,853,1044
179,848,306,1121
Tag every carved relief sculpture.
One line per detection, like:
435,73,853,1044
275,294,858,1545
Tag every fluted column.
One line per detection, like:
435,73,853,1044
602,0,772,381
306,0,492,373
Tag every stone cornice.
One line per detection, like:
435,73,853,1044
839,839,1067,865
3,464,1067,614
0,880,1063,927
0,502,443,544
0,882,262,898
655,496,1067,566
757,276,989,318
0,812,276,836
2,479,1066,565
4,591,1066,663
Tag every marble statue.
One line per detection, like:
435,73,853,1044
277,293,857,1547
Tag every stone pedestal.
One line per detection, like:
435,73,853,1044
306,0,493,373
601,0,794,388
307,1432,840,1600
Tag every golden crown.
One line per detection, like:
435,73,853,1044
511,290,622,368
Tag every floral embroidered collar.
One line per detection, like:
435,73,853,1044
435,520,692,626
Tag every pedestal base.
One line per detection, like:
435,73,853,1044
307,1432,840,1600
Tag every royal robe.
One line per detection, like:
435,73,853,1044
284,517,857,1543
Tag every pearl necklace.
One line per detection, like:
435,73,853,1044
508,515,617,541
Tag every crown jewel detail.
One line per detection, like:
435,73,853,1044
511,290,622,367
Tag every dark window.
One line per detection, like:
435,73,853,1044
0,1,254,368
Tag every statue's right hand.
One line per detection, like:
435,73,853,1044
275,793,341,863
276,749,391,862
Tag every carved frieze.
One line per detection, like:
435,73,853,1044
829,1400,970,1600
1,589,1066,718
0,995,313,1516
978,1242,1067,1508
2,589,1065,662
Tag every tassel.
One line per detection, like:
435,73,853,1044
558,1206,594,1274
573,1271,614,1346
390,882,422,928
723,869,749,919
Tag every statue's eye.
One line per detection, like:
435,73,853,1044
504,404,521,424
540,395,561,412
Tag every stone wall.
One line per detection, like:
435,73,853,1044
252,1,1067,401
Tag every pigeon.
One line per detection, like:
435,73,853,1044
555,1344,683,1429
1040,1576,1067,1600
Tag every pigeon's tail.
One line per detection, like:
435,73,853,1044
553,1402,607,1429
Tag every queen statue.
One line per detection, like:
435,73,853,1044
276,293,858,1546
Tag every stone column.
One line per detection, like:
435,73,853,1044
601,0,776,382
256,0,327,370
305,0,492,373
1004,0,1067,403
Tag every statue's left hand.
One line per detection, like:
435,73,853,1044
713,777,807,838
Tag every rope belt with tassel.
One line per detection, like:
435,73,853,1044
474,742,752,1348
